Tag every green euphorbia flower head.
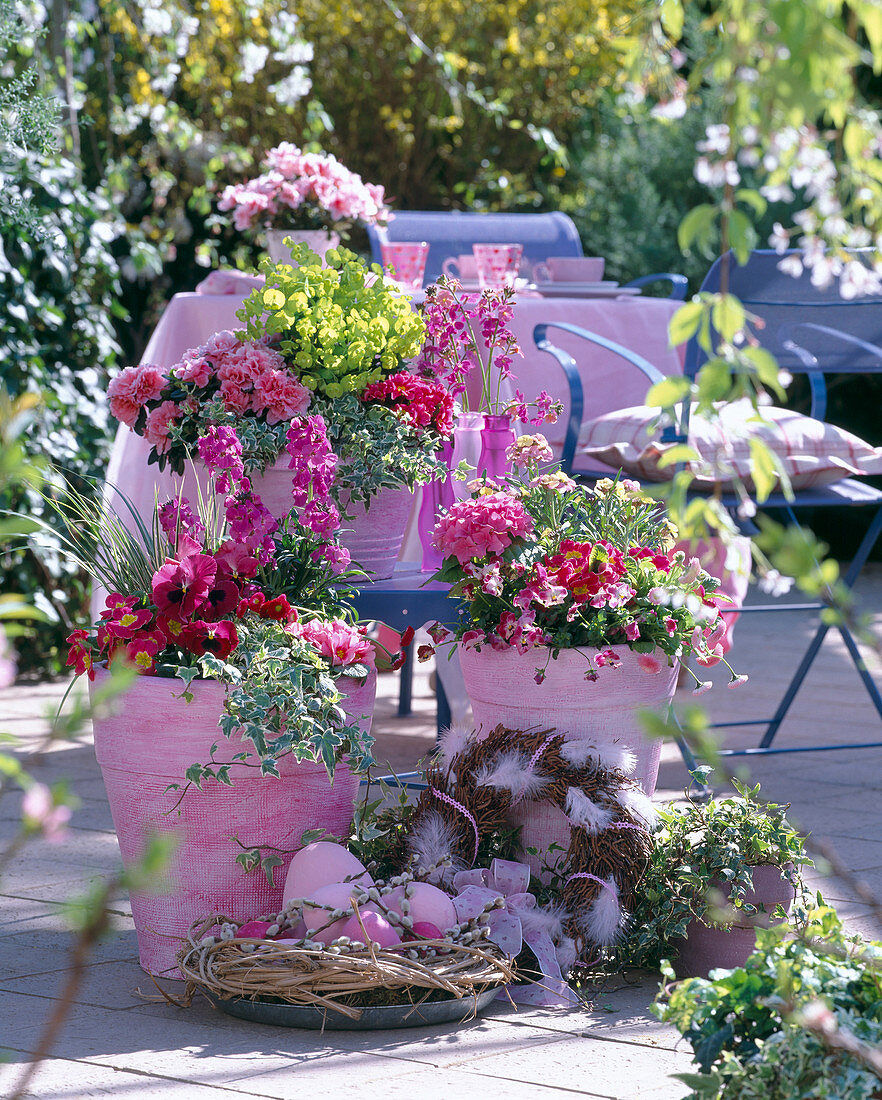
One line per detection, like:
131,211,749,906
238,243,426,399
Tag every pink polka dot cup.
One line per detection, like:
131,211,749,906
473,243,524,290
380,241,429,290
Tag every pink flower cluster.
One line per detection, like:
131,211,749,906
218,144,389,232
107,363,167,428
285,415,351,573
432,492,533,564
417,285,523,415
506,388,562,427
296,618,373,668
108,332,312,450
198,425,278,566
361,371,455,436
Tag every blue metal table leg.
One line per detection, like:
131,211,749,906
397,643,413,716
838,624,882,720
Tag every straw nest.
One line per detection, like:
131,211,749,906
177,912,516,1021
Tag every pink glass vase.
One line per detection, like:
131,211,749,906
418,440,456,572
451,410,486,501
478,413,516,481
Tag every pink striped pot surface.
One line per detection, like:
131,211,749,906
335,485,415,581
459,644,678,878
89,665,376,978
672,865,795,979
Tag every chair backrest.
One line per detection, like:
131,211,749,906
685,249,882,382
367,210,583,281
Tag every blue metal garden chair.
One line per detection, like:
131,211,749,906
367,210,583,282
369,210,689,299
533,248,882,759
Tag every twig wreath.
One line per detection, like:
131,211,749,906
406,723,657,959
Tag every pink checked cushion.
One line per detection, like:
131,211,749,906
579,398,882,489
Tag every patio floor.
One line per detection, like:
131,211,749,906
2,566,882,1098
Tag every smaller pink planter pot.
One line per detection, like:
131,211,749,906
460,644,678,795
460,644,678,878
90,666,376,977
672,865,796,979
335,486,415,581
239,462,415,581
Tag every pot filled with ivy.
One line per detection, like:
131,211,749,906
620,775,810,979
35,427,384,978
656,905,882,1099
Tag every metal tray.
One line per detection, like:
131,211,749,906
205,985,500,1030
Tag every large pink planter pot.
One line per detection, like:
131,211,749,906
460,644,678,877
673,865,796,979
90,666,376,977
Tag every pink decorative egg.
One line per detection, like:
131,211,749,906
411,921,443,940
302,882,362,945
384,883,457,934
341,909,402,949
235,920,273,939
282,841,373,906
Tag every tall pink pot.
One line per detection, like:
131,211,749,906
459,644,677,877
89,665,376,977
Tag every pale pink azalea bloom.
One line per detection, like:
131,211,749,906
637,654,663,674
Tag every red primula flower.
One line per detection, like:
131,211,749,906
113,630,166,675
103,606,154,640
151,553,217,618
100,593,138,621
155,613,187,644
256,595,296,622
179,619,239,659
65,629,96,681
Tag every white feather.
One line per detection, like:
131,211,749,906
564,787,616,835
519,904,565,942
577,876,623,946
436,720,476,770
409,810,458,876
559,739,637,775
474,751,550,802
555,935,578,976
614,786,659,830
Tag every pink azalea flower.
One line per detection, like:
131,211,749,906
625,621,641,642
251,369,312,424
107,363,167,427
637,653,663,674
298,618,373,667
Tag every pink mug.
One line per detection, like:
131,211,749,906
441,253,479,281
473,243,524,290
533,256,605,283
380,241,429,290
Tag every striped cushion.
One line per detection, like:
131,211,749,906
579,399,882,489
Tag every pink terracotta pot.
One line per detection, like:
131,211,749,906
672,864,796,979
336,485,415,580
459,644,678,877
89,665,375,978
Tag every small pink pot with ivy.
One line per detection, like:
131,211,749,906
90,667,376,978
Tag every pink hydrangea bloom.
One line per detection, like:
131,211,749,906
432,492,533,565
107,363,167,427
143,400,182,454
